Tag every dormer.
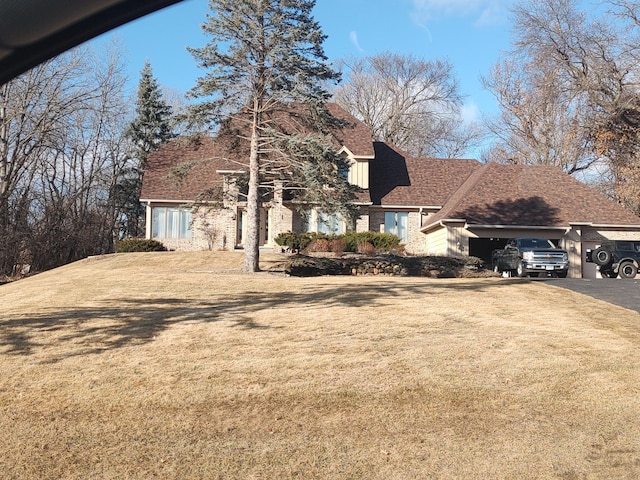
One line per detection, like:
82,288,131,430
339,145,374,189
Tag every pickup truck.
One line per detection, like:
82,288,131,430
492,237,569,278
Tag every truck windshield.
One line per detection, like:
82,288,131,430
519,238,555,249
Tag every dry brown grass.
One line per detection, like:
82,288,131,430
2,251,640,479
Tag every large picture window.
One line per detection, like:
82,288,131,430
384,211,408,243
152,206,192,239
303,209,346,235
317,211,344,235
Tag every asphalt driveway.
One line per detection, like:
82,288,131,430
543,278,640,314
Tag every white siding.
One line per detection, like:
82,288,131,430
426,228,448,256
348,159,369,189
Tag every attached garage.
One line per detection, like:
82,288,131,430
421,163,640,278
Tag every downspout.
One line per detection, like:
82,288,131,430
145,201,152,239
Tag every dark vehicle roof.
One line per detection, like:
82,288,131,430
513,238,560,249
0,0,184,85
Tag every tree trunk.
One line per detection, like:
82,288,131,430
242,106,261,273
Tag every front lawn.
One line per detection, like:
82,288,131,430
1,251,639,479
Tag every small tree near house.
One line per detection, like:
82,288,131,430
187,0,357,272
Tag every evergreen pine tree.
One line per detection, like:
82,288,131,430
188,0,355,273
129,61,174,165
122,61,174,237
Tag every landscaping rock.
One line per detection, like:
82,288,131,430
283,253,495,278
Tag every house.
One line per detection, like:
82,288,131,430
140,103,640,278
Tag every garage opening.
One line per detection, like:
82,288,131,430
469,238,508,264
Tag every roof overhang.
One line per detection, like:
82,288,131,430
368,205,442,210
421,220,571,234
469,224,568,230
338,145,375,160
421,218,467,233
568,222,640,229
140,198,194,204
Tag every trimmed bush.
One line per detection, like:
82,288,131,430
357,241,376,255
371,232,403,251
275,232,319,251
329,238,346,255
276,231,402,254
116,238,167,253
306,238,331,253
274,232,299,250
343,231,402,253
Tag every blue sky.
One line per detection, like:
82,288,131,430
94,0,515,123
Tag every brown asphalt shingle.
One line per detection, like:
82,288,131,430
141,105,640,230
369,142,481,206
425,162,640,228
140,136,233,202
141,103,374,202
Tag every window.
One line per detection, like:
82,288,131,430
304,209,345,235
384,211,408,243
338,163,350,182
617,241,633,251
317,211,344,234
152,206,192,239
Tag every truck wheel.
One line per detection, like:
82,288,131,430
556,270,568,278
516,261,527,277
593,247,611,266
619,262,637,279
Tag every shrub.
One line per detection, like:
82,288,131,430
274,232,299,250
371,232,402,251
305,238,331,253
329,238,346,255
115,238,167,253
276,231,402,254
342,231,402,253
357,241,376,255
296,232,316,251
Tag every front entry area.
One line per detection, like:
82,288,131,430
236,208,269,248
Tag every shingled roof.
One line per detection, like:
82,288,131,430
369,142,481,207
140,136,234,201
326,103,374,158
424,162,640,229
140,103,374,202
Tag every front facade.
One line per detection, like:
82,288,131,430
140,104,640,278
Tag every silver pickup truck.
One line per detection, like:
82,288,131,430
491,237,569,278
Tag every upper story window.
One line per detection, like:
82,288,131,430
152,206,192,239
338,163,349,182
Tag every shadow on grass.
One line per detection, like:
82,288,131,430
0,279,500,362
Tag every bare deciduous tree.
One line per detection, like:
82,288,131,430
485,0,640,213
482,54,594,174
0,45,134,275
334,52,484,158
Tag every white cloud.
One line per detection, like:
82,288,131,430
460,101,480,125
411,0,510,27
350,31,365,53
